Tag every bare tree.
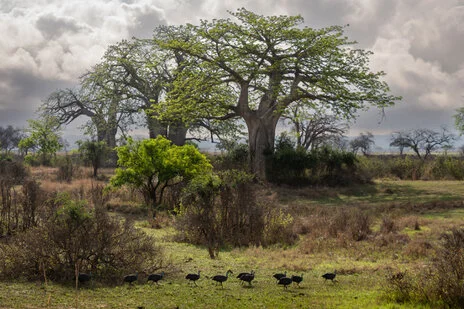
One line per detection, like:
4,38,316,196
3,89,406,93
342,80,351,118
389,128,455,160
0,126,23,154
350,132,375,155
284,104,349,151
40,86,136,148
389,131,408,155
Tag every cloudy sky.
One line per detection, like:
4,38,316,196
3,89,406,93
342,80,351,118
1,0,463,148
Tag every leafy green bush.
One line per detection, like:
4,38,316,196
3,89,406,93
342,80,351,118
214,142,249,171
266,146,359,186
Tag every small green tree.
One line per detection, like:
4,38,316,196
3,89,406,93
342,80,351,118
77,140,109,178
110,136,212,217
19,116,62,166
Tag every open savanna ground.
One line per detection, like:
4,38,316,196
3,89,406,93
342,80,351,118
1,166,463,309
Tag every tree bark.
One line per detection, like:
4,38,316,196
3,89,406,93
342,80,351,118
168,122,188,146
146,116,168,139
244,113,280,179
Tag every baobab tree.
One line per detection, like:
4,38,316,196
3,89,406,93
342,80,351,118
155,9,400,178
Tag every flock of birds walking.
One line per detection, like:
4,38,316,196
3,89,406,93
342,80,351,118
77,269,337,289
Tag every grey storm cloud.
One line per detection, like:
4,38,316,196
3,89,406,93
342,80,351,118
0,0,463,148
36,14,85,40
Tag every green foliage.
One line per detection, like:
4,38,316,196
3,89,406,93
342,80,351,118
214,141,249,171
266,146,359,185
155,8,400,178
110,136,212,215
355,155,464,181
19,116,62,166
453,107,464,135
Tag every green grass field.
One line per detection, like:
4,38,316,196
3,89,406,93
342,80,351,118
1,179,462,308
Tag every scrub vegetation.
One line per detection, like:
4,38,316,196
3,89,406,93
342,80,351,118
1,154,464,308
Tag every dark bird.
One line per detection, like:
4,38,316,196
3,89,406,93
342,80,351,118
186,270,201,286
239,270,255,286
273,271,287,282
236,271,252,280
212,270,233,288
322,270,337,283
291,274,303,287
123,272,138,285
278,277,293,289
147,271,165,285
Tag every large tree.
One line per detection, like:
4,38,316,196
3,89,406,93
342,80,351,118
40,85,136,148
156,9,400,178
86,38,172,140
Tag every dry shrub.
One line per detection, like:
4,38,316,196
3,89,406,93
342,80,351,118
402,238,432,259
0,162,51,236
176,170,295,258
375,233,410,249
397,216,422,231
387,228,464,308
88,181,111,208
379,216,398,234
147,211,172,229
294,206,373,251
56,155,82,183
386,270,413,303
432,228,464,308
299,236,340,254
329,208,372,241
0,194,162,283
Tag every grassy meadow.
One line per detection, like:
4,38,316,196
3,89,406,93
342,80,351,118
1,166,464,308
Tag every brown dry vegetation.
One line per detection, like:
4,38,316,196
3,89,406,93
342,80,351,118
1,163,464,308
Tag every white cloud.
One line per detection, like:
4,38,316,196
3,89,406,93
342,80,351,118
0,0,462,144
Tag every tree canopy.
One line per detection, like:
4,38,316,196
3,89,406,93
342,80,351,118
0,126,23,154
155,8,400,178
110,136,212,217
390,128,455,160
19,116,62,165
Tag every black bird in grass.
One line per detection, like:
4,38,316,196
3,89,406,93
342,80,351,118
186,271,201,286
322,270,337,283
278,277,293,289
236,271,252,280
291,274,303,287
273,271,287,282
239,270,255,286
212,270,233,288
77,272,92,284
123,272,138,285
147,271,165,285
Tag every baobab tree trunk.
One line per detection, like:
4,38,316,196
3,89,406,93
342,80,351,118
146,116,168,139
168,122,188,146
245,114,280,179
